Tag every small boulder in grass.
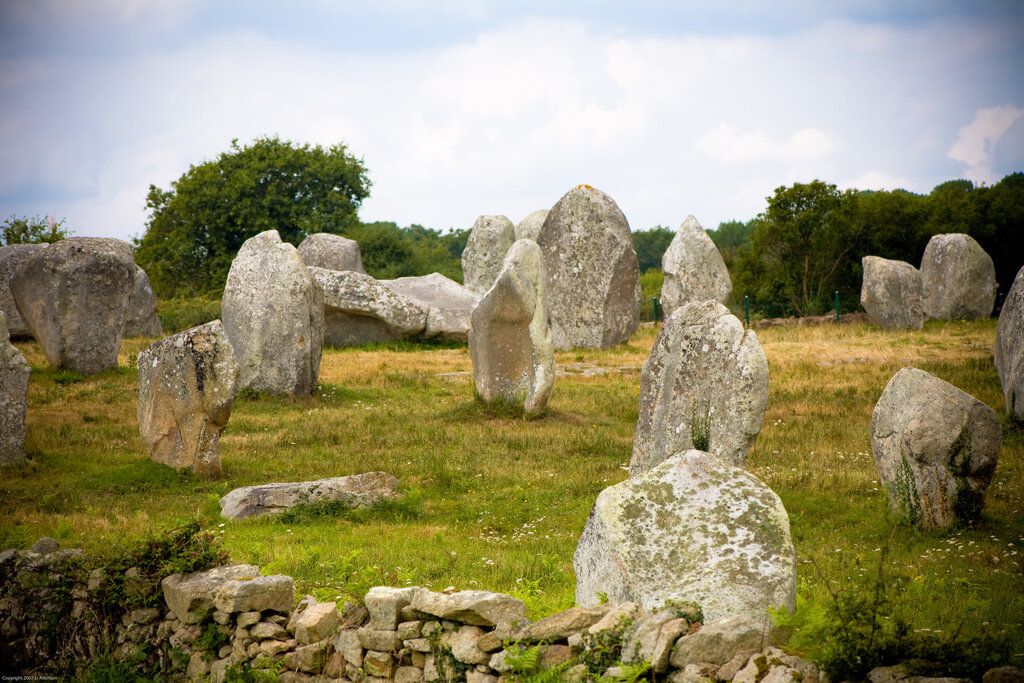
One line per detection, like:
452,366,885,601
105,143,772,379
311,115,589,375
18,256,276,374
219,472,401,521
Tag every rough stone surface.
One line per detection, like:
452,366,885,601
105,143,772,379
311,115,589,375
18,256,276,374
630,300,769,475
365,585,419,631
513,605,609,642
0,244,47,339
137,320,240,478
1,312,30,465
575,450,796,622
381,273,481,341
309,266,427,345
514,210,549,242
622,610,690,673
298,233,365,273
669,615,770,668
860,255,924,330
162,565,264,623
11,237,136,374
995,265,1024,418
213,574,294,614
871,367,1001,528
660,216,732,316
535,185,642,349
410,589,526,627
462,215,516,294
219,472,401,521
469,239,554,415
222,230,323,395
919,233,996,320
293,601,340,645
123,265,163,337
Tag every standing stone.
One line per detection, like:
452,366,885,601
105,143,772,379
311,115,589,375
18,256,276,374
462,216,516,295
536,185,641,349
123,265,163,337
382,273,481,341
660,216,732,316
222,231,323,395
514,210,549,242
0,244,48,339
10,237,135,375
469,239,554,415
575,449,796,623
1,312,31,465
629,300,768,476
871,367,1000,528
919,233,996,319
995,266,1024,418
298,233,366,273
137,320,240,478
310,267,427,345
860,256,924,330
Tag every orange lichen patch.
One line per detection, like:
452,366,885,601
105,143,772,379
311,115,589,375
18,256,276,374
577,184,595,191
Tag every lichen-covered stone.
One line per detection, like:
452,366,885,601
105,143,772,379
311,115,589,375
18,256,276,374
293,601,340,645
919,233,996,320
222,230,323,395
219,472,401,520
462,215,516,294
536,185,641,349
669,615,770,668
469,239,554,415
213,574,294,615
0,243,47,339
309,266,427,345
871,367,1000,528
995,265,1024,418
514,210,549,242
630,300,768,475
123,265,162,337
860,255,924,330
575,450,796,622
382,272,481,341
660,216,732,316
162,565,263,623
365,585,419,630
298,233,365,273
410,589,526,628
1,311,30,465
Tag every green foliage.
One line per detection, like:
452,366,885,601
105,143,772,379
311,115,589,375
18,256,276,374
347,221,467,282
195,620,231,656
639,268,663,321
690,399,711,451
427,626,474,681
135,136,371,297
157,297,222,334
709,218,757,272
2,214,72,246
631,226,675,272
889,451,920,526
275,487,423,525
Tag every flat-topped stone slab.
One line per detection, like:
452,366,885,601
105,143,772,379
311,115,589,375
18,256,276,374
219,472,401,520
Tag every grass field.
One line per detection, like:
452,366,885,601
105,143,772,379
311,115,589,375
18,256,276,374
2,317,1022,662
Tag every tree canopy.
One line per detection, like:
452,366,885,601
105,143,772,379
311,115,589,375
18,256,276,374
1,215,72,246
632,226,675,272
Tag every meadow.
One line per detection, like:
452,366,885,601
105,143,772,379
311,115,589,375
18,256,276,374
2,316,1022,663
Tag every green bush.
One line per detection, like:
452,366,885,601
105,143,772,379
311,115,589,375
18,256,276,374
157,298,221,334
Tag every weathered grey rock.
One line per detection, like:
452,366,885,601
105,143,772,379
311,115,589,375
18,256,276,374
447,625,490,665
293,601,340,645
381,272,481,341
575,450,796,622
629,300,768,475
162,565,263,623
334,629,363,667
29,537,59,555
513,605,609,642
660,216,732,316
983,666,1024,683
298,233,365,273
622,610,690,674
995,265,1024,418
410,589,526,627
214,574,294,614
669,615,770,668
860,256,924,330
222,230,323,395
11,237,135,374
365,585,419,630
123,265,162,337
919,233,996,319
536,185,642,348
462,215,516,294
219,472,401,520
0,244,47,339
137,320,240,478
515,210,549,242
469,239,554,415
871,367,1000,528
309,266,427,345
1,311,30,465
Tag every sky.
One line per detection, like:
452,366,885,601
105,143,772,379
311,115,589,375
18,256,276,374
1,1,1023,243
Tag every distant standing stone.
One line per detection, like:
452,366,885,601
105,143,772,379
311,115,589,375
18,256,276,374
137,320,240,478
536,185,641,349
381,272,481,341
10,237,135,375
0,244,48,340
995,266,1024,418
629,300,768,476
298,233,366,273
1,311,31,465
919,233,996,319
660,216,732,316
222,231,323,395
462,216,516,295
871,367,1000,528
123,265,163,338
860,255,924,330
469,239,555,415
310,267,427,345
514,210,549,242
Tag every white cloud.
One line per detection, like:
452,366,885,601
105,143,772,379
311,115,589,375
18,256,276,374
948,104,1024,184
694,123,837,165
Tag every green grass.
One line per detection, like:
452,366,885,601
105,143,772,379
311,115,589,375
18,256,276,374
2,318,1022,662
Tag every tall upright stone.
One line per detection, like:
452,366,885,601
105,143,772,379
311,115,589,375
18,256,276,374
536,185,641,349
1,312,31,465
514,210,549,242
222,231,323,395
919,233,996,320
469,239,555,415
137,320,240,478
660,216,732,316
0,243,48,339
462,216,516,295
629,300,768,476
298,233,366,273
123,265,163,338
860,255,924,330
10,237,135,375
995,266,1024,418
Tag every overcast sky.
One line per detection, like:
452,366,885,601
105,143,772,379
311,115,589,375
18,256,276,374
1,1,1022,243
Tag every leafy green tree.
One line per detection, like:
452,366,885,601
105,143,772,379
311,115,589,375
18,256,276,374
134,136,371,297
632,226,675,272
2,215,72,246
709,218,758,272
346,221,465,283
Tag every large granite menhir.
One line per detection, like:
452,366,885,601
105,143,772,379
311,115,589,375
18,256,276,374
123,265,163,337
995,265,1024,418
0,243,48,339
462,215,516,295
860,255,924,330
919,233,996,320
660,215,732,317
